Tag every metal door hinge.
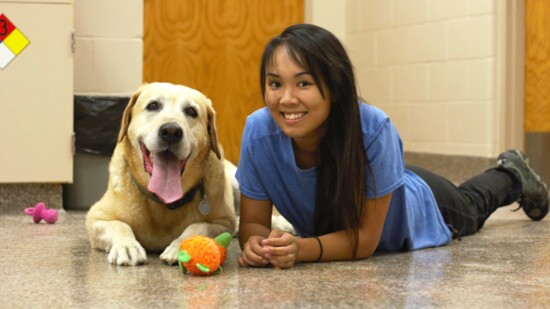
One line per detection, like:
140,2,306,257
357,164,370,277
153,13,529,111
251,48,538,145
72,132,75,155
71,30,76,54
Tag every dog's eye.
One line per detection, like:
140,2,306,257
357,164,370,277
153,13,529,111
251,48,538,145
146,101,161,111
184,106,198,118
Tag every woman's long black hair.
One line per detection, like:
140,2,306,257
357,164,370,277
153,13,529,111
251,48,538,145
260,24,373,258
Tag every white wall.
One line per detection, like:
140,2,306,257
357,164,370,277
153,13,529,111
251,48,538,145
305,0,347,42
74,0,142,95
309,0,512,158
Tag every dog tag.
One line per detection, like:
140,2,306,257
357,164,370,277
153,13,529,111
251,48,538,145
198,199,210,215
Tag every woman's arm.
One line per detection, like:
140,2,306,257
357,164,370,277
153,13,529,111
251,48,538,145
312,192,392,261
264,193,392,264
238,194,273,247
237,194,273,267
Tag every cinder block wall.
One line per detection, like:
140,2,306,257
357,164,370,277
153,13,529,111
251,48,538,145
74,0,142,95
66,0,143,210
346,0,498,158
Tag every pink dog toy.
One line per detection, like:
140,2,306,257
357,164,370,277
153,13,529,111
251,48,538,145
24,202,58,224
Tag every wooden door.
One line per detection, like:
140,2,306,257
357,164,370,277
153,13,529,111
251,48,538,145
144,0,304,164
525,0,550,183
525,0,550,132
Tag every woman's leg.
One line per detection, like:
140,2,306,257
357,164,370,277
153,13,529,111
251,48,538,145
407,165,521,237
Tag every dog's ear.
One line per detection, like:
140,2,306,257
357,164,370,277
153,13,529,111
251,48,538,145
206,99,222,160
117,87,143,143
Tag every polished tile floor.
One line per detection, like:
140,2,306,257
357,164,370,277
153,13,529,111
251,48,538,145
1,205,549,308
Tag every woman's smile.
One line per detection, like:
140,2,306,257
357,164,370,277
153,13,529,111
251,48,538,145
282,112,307,121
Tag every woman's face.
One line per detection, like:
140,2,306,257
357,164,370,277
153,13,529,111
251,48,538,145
264,47,331,145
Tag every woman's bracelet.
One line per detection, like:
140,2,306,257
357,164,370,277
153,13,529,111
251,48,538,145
314,236,323,262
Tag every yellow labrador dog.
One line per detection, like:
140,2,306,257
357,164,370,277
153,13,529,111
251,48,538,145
86,83,237,266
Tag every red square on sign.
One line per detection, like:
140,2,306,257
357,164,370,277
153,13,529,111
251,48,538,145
0,14,16,41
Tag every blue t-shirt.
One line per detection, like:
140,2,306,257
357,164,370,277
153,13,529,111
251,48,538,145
236,103,452,251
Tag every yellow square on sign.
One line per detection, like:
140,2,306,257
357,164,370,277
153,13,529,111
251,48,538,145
4,29,30,55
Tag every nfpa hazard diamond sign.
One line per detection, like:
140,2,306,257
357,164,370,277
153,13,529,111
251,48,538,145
0,14,30,70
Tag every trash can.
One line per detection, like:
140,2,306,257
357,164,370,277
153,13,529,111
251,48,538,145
63,96,128,210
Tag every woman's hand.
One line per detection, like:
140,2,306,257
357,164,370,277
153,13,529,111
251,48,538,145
261,229,298,269
238,235,270,267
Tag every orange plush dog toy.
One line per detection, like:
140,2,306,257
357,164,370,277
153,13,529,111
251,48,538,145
178,232,231,276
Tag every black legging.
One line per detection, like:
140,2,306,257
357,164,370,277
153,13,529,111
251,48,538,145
406,165,522,238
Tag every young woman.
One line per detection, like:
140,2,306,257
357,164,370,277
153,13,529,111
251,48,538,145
236,24,549,269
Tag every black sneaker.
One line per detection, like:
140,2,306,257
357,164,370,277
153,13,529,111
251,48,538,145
497,149,549,221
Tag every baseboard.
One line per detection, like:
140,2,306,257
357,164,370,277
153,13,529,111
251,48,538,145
404,152,495,184
0,184,62,214
525,132,550,184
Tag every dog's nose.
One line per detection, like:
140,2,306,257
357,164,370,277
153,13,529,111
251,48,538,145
159,122,183,145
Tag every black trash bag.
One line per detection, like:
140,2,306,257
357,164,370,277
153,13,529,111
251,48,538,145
74,96,129,156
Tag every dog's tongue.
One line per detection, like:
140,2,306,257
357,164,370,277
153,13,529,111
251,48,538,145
148,151,183,204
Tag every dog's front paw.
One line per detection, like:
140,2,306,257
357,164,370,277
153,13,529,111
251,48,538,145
160,240,181,265
108,241,147,266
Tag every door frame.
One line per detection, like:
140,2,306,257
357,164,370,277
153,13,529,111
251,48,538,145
495,0,524,154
